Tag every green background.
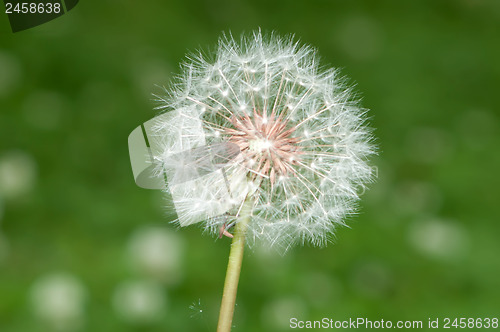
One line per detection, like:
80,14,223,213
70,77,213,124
1,1,499,331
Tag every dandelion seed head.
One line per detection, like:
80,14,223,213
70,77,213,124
153,31,375,249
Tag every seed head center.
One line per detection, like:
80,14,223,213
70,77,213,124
249,138,273,153
225,110,302,183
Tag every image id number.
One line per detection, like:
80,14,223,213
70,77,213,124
5,2,62,14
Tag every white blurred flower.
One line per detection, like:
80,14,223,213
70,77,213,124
127,226,184,284
408,219,469,261
30,273,87,331
261,297,307,331
112,279,167,324
0,150,37,200
153,31,375,248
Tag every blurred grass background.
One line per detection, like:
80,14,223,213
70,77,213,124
1,0,500,331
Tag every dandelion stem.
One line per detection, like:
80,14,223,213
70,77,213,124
217,195,254,332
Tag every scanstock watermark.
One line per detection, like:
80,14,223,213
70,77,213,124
290,317,499,329
3,0,79,32
290,318,423,329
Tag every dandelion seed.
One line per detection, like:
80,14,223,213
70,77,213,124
189,299,205,319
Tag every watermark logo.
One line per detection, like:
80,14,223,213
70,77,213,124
3,0,79,33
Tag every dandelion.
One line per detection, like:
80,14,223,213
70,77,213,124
30,272,87,331
151,31,375,332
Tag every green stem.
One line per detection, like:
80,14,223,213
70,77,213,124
216,195,254,332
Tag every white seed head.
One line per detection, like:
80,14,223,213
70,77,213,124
153,31,376,249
